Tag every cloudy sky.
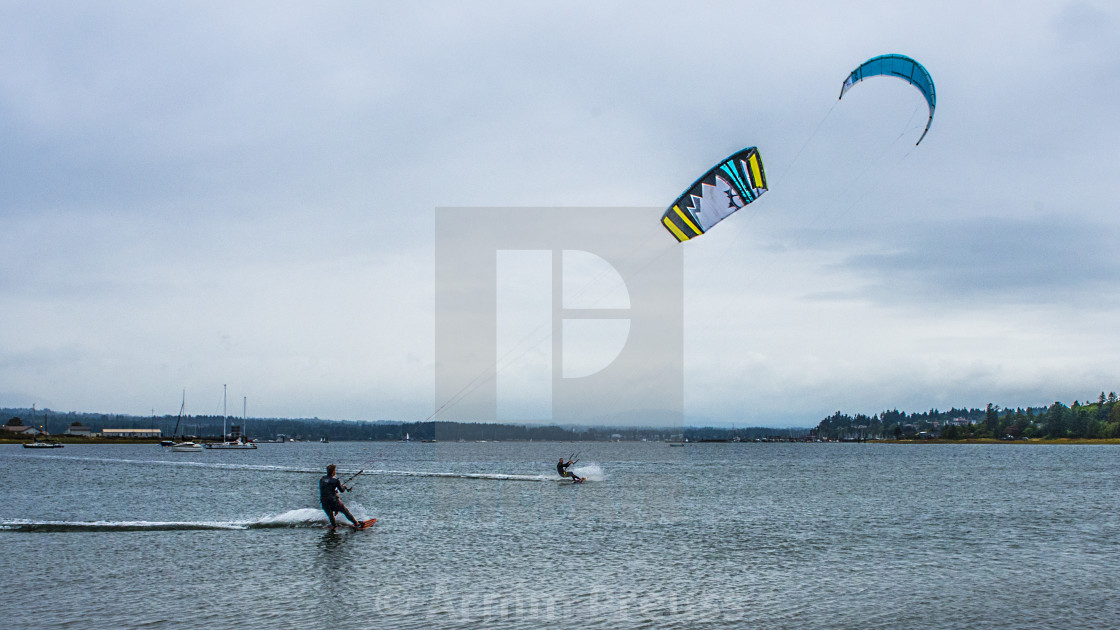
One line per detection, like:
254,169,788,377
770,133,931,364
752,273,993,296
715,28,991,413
2,1,1117,426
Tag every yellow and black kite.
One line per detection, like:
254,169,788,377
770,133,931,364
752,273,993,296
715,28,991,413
661,147,767,242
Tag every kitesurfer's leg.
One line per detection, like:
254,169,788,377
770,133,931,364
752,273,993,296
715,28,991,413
321,501,338,527
337,503,359,527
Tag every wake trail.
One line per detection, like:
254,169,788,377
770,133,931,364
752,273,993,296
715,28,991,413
8,453,605,483
371,469,553,482
1,508,356,533
8,453,321,474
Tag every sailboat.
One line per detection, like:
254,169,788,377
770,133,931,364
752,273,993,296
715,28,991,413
169,391,202,452
205,385,256,450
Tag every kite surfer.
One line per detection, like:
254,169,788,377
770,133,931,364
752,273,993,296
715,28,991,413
557,456,584,483
319,464,360,528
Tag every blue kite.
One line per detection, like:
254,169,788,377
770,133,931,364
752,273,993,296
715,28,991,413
840,54,936,145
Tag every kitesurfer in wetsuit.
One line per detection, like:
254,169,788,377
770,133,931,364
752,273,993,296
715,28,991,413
320,464,359,528
557,457,582,482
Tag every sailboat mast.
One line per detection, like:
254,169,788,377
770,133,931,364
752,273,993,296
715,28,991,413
222,384,227,442
173,389,185,439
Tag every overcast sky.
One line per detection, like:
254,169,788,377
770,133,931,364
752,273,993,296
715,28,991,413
2,1,1117,426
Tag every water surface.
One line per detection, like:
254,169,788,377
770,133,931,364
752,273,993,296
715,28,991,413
2,442,1117,629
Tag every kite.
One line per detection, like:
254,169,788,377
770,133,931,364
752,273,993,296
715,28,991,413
661,146,768,242
839,54,936,145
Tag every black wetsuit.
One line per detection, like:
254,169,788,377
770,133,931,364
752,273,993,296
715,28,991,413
319,474,358,527
557,460,578,480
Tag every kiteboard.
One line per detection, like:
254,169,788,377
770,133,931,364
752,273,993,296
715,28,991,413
572,477,586,484
323,518,376,530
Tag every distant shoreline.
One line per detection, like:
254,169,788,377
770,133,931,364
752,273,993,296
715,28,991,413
2,437,168,445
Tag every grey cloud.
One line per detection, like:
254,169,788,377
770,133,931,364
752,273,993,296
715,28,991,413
814,216,1120,305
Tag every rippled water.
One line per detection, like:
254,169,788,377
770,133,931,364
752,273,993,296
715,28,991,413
2,442,1118,629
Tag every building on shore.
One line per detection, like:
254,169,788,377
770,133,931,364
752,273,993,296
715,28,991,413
3,418,43,436
65,424,94,437
101,428,162,439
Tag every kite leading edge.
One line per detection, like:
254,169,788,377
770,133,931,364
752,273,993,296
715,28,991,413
839,53,936,145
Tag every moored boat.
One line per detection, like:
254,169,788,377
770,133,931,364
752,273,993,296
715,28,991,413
205,438,256,450
203,386,257,450
23,440,64,449
167,391,202,453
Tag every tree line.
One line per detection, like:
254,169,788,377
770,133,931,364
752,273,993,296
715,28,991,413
814,392,1120,440
2,407,798,442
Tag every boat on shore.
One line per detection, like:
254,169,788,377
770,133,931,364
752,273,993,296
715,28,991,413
23,439,64,449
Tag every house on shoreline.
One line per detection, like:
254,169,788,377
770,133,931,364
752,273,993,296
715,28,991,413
65,423,94,437
4,417,44,437
101,428,162,439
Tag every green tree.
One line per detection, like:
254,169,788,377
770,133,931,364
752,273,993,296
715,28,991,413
981,403,998,437
1069,405,1090,438
1046,403,1067,438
